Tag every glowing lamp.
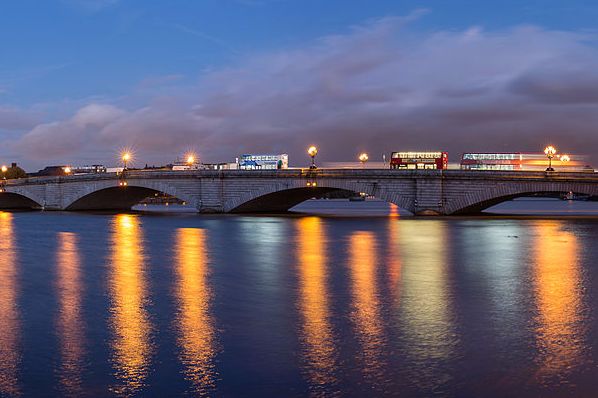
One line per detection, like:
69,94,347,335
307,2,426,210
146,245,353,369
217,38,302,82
544,145,557,171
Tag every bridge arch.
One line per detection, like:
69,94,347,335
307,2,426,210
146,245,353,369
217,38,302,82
64,179,195,211
449,185,598,215
226,178,415,213
0,191,42,210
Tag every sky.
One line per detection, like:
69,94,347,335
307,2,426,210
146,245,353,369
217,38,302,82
2,0,598,169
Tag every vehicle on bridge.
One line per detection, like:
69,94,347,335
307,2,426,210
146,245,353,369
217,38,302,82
239,154,289,170
460,153,593,172
389,152,448,170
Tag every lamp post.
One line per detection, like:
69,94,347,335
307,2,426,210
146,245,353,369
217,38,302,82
544,146,556,171
359,153,369,167
119,152,131,187
307,146,318,169
1,165,7,192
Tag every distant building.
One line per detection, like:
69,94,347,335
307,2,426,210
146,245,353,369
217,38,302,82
203,162,239,170
31,166,69,177
239,154,288,170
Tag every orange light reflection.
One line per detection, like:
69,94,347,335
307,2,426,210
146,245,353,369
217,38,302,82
109,214,152,396
386,218,402,302
175,228,217,394
349,231,386,382
533,221,583,381
0,212,20,396
296,217,337,391
389,203,400,218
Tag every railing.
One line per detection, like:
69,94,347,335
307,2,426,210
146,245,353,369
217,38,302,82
2,168,598,185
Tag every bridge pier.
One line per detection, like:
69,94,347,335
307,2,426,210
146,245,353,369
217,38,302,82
414,176,445,216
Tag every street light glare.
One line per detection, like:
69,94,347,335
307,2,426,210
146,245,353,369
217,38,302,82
64,166,72,174
122,152,131,162
359,153,369,163
544,145,556,156
1,165,7,173
186,154,195,165
307,146,318,157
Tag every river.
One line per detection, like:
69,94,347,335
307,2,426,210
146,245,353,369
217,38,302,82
0,200,597,396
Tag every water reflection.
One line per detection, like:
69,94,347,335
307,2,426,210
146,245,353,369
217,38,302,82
296,217,337,393
0,212,20,396
386,219,402,302
175,228,217,395
348,231,386,383
533,221,584,381
108,214,152,396
398,221,455,391
56,232,85,396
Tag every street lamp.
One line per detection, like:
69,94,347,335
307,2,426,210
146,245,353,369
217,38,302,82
359,153,369,167
122,152,131,170
186,154,195,165
64,166,72,175
307,146,318,169
560,154,570,162
544,145,556,171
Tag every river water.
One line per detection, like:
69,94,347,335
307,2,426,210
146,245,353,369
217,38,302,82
1,200,598,397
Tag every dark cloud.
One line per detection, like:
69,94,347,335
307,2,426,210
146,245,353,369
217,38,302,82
510,69,598,104
11,18,598,168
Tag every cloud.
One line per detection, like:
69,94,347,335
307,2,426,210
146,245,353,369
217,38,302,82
0,106,40,131
172,24,238,54
15,104,125,159
12,16,598,167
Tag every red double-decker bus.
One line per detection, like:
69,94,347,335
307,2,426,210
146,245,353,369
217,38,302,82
390,152,448,170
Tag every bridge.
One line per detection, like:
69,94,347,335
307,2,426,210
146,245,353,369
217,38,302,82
0,169,597,215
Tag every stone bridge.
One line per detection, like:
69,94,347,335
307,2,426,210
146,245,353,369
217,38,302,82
0,169,597,215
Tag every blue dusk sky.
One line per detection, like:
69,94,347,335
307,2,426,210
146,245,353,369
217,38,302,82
1,0,598,169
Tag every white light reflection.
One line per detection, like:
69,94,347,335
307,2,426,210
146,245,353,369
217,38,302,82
396,220,456,391
56,232,85,396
